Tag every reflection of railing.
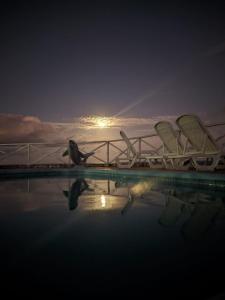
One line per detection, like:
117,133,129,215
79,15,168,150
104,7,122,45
25,178,112,195
0,122,224,166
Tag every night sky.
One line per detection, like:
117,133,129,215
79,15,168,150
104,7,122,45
1,1,225,121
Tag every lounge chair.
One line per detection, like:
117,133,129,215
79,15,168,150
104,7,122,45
62,140,95,165
176,114,225,171
154,121,193,170
116,130,166,168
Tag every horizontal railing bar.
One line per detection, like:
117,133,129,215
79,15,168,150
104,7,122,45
0,143,29,146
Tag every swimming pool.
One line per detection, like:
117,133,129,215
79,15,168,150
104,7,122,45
1,171,225,298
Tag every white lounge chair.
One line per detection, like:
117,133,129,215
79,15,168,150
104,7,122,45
154,121,193,170
176,114,225,171
116,130,166,168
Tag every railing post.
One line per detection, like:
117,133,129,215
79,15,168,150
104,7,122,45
138,138,142,154
107,179,110,194
138,138,142,166
106,141,110,166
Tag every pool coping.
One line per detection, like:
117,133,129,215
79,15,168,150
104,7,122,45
0,166,224,183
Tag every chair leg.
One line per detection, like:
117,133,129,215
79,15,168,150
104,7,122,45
116,155,137,168
146,158,165,169
192,155,220,171
172,158,192,170
216,156,225,170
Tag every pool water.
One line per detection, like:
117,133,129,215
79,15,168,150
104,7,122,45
0,174,225,298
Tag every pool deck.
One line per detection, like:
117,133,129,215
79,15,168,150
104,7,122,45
0,165,224,188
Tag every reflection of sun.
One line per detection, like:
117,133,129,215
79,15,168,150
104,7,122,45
101,195,106,207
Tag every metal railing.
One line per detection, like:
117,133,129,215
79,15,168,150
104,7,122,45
0,122,224,166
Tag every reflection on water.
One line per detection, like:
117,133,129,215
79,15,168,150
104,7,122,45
63,178,90,210
0,175,225,297
0,176,225,241
100,195,106,207
121,179,225,241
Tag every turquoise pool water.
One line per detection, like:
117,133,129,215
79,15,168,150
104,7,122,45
1,173,225,298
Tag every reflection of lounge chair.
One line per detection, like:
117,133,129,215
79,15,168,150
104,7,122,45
176,114,225,171
154,121,193,170
63,140,95,165
116,130,165,168
158,193,185,226
181,199,222,240
63,179,90,210
121,191,134,215
115,180,129,188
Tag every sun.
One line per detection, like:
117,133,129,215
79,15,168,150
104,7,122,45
81,115,114,129
95,117,111,128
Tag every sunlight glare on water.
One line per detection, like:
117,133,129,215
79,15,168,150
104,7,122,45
101,194,106,207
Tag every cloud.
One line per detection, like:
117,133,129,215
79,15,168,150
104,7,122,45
0,114,56,143
0,113,177,144
78,115,176,128
0,112,224,144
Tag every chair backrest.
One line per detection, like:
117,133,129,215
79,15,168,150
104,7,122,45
154,121,183,154
176,114,219,154
69,140,81,164
120,131,137,157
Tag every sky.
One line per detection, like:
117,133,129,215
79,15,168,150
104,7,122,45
1,0,225,122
